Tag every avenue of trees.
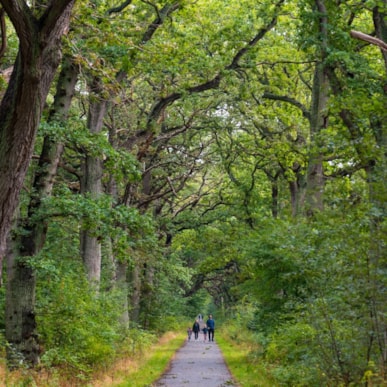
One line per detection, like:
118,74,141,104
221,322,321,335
0,0,386,385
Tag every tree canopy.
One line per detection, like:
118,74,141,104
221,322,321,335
0,0,386,385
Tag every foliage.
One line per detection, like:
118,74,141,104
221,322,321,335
236,206,386,385
217,315,277,387
36,270,123,376
0,0,386,384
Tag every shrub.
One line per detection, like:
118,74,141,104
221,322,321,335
36,272,123,378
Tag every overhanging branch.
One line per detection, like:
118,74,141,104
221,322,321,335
147,0,285,125
350,30,387,52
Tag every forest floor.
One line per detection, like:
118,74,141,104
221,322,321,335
153,335,238,387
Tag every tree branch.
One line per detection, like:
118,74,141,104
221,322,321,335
0,8,6,60
227,0,285,71
39,0,75,38
0,0,36,49
350,30,387,52
147,1,285,125
107,0,133,15
262,91,311,120
141,1,180,44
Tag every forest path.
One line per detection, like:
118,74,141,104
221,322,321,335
154,336,237,386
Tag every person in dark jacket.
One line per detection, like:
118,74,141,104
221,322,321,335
206,314,215,341
192,319,200,340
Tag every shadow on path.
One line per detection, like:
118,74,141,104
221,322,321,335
154,338,237,386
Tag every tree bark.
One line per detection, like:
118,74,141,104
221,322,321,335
0,0,74,277
80,77,107,287
5,55,78,368
303,0,329,216
304,65,328,216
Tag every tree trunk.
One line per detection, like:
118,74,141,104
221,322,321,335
303,1,329,216
5,245,39,368
5,56,78,367
0,0,74,278
106,124,130,327
141,264,155,329
116,260,130,328
289,172,306,218
80,77,107,287
129,263,142,322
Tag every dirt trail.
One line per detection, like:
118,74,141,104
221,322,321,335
154,337,237,386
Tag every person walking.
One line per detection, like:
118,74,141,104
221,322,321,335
202,325,208,341
187,327,192,341
206,314,215,342
192,319,200,340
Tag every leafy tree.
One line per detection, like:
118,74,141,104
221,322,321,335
0,0,74,281
1,0,75,367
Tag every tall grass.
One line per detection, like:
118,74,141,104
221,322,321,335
217,324,277,387
0,330,185,386
93,331,186,387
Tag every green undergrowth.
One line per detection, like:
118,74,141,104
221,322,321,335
0,329,186,387
217,326,277,387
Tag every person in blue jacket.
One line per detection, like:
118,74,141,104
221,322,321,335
206,314,215,342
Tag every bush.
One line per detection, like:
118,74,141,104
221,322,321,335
36,272,123,377
265,322,322,386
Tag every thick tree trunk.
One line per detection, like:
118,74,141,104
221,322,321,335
0,1,75,368
80,77,107,286
21,56,79,252
303,2,329,216
0,0,74,279
289,174,306,218
5,247,39,368
5,56,78,367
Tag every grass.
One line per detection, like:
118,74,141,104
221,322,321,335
216,330,277,387
91,330,186,387
0,331,186,387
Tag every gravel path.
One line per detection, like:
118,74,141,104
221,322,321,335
154,337,237,387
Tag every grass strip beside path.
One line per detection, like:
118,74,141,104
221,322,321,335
216,334,277,387
92,331,186,387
